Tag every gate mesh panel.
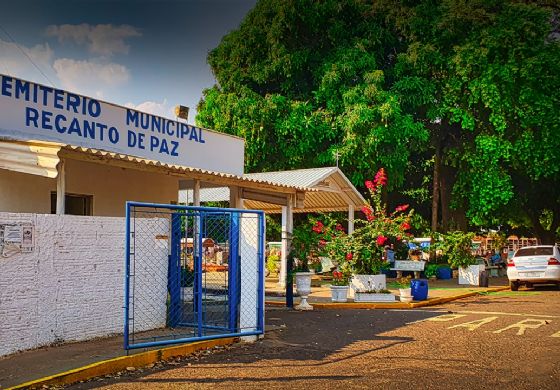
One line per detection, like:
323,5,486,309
125,203,264,349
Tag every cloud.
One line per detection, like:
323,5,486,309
53,58,130,97
125,99,175,119
0,39,54,81
46,23,141,56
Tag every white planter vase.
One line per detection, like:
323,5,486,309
399,288,413,303
295,272,314,310
330,285,349,302
458,265,485,285
350,274,387,296
354,292,396,302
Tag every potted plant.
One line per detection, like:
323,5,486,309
354,279,396,302
437,231,480,285
344,168,415,295
289,218,326,311
424,263,438,281
393,275,413,302
330,270,350,302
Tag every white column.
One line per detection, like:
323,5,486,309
193,180,201,206
348,204,354,234
278,195,293,288
56,159,65,215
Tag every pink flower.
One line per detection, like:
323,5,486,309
401,222,411,231
365,180,375,190
374,168,387,186
366,214,375,222
361,205,372,215
312,221,324,233
319,239,327,247
395,204,409,212
335,223,345,232
376,235,388,246
346,253,353,260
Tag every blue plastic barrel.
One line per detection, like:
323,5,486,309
411,279,428,301
437,267,452,280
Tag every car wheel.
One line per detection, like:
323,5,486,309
510,281,519,291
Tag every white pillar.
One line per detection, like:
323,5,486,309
278,195,293,288
348,204,354,234
193,180,201,206
56,159,65,215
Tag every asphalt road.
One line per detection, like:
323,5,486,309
70,286,560,389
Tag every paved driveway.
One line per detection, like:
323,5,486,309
70,287,560,389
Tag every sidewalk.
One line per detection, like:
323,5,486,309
0,335,235,389
265,275,510,305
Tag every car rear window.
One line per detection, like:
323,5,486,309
515,247,553,256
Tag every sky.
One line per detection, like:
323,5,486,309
0,0,257,122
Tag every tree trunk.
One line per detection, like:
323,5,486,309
431,145,441,233
440,163,453,232
528,210,559,245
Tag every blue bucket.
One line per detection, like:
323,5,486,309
437,267,452,280
411,279,428,301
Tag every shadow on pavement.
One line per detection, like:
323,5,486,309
70,308,442,388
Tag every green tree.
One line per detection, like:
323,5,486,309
197,0,428,189
198,0,560,243
381,0,560,242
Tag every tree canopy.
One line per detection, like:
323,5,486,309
197,0,560,243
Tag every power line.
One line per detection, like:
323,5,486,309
0,23,56,87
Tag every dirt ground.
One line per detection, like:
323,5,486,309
66,286,560,390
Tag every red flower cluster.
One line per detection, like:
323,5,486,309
365,180,375,190
335,223,345,232
319,239,327,247
361,205,375,221
395,204,409,212
400,222,411,231
312,221,324,233
376,235,388,246
374,168,387,186
333,270,343,279
345,252,353,260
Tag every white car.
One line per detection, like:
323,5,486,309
507,245,560,290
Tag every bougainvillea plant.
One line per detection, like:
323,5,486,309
345,168,415,274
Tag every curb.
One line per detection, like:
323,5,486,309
7,337,237,390
266,286,510,310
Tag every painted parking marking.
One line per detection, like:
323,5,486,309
492,319,550,336
417,310,558,337
424,314,467,322
448,316,498,331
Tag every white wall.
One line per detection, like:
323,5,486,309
0,158,179,217
0,212,168,357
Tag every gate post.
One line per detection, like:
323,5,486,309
228,212,240,332
167,212,182,327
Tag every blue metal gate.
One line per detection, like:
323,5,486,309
124,201,265,350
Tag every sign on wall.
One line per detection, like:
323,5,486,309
0,74,245,175
0,222,34,257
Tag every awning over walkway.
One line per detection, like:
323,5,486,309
184,167,365,213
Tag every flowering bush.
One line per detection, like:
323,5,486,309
290,216,336,272
344,168,415,275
